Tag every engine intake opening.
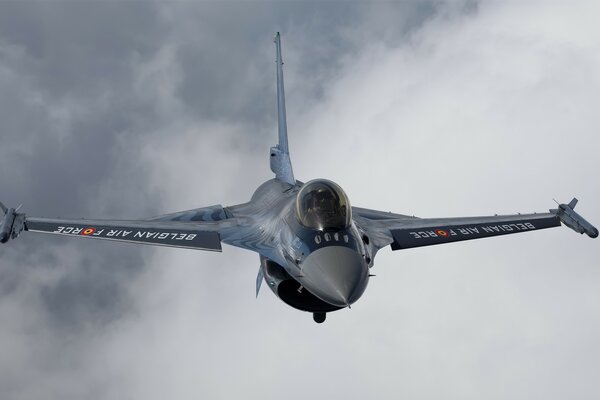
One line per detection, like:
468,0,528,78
277,280,343,313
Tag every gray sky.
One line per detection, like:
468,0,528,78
0,1,599,399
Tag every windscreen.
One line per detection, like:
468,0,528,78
296,179,351,230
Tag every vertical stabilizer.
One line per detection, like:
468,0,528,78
270,32,296,186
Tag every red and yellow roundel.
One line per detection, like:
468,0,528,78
435,229,449,237
81,227,96,236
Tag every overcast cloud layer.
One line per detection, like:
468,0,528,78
0,2,599,399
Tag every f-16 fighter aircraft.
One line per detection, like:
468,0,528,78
1,33,597,323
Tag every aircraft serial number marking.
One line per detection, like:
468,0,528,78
409,222,537,239
53,226,197,241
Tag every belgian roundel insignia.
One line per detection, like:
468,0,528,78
435,229,449,237
81,228,96,236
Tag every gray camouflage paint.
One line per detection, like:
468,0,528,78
1,31,597,321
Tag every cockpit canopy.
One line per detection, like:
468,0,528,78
295,179,351,230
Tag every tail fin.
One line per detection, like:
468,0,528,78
270,32,296,186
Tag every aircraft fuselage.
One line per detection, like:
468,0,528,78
222,178,370,312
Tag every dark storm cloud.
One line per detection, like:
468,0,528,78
168,2,364,121
0,1,166,344
0,1,164,215
0,2,159,97
160,1,437,146
0,3,172,396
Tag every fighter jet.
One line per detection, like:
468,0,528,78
1,33,597,323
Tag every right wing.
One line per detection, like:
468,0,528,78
24,217,223,251
1,202,234,251
1,201,286,267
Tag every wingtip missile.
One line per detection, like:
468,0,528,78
568,198,578,209
0,207,16,243
551,198,598,238
0,204,26,243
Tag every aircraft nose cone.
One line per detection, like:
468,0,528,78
300,246,368,307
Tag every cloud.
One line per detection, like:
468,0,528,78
0,1,598,399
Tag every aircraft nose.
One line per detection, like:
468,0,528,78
300,246,368,307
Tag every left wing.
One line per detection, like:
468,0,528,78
385,213,560,250
353,198,597,252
